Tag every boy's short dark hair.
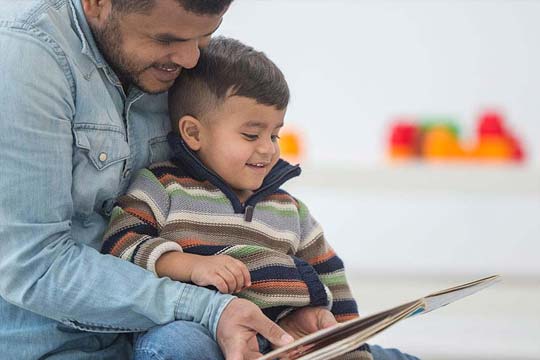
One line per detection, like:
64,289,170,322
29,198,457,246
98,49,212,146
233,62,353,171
112,0,232,15
168,36,290,133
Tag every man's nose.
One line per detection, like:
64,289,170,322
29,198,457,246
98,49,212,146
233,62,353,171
170,40,201,69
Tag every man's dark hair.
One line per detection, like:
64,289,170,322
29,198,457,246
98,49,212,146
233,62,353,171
112,0,232,15
168,36,290,133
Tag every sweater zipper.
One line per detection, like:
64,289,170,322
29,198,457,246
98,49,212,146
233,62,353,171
179,140,300,221
242,165,300,222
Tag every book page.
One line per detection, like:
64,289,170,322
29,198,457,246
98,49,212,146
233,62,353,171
259,300,422,360
417,275,501,315
258,275,500,360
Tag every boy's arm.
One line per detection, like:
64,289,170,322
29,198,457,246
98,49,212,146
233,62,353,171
102,169,251,293
294,199,359,322
101,168,185,275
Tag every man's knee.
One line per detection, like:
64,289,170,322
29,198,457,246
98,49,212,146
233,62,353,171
134,321,223,360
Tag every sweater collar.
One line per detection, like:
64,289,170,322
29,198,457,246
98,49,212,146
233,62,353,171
167,133,301,212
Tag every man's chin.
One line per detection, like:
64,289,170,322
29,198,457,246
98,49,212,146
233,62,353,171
135,81,173,95
133,74,177,95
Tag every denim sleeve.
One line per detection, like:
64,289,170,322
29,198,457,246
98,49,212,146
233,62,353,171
0,30,233,337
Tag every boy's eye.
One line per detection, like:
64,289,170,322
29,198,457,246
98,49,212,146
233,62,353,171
242,133,258,141
271,135,281,142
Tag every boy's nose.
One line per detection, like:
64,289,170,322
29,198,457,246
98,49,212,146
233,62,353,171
257,139,277,156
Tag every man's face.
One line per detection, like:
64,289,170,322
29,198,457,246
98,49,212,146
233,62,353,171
90,0,225,94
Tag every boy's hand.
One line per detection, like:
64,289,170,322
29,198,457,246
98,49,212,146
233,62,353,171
277,307,337,340
190,255,251,294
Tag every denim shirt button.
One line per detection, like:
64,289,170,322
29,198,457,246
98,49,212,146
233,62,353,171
98,152,108,162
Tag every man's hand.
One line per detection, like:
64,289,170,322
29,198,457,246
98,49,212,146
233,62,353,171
191,255,251,294
277,307,338,340
217,298,294,360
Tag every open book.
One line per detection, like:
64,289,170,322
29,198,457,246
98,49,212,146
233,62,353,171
259,275,500,360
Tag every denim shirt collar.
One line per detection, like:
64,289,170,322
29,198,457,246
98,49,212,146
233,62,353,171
69,0,108,69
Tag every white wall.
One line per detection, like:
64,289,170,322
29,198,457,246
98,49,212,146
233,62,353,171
217,0,540,165
216,0,540,277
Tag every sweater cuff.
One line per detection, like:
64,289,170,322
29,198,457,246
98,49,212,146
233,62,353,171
323,284,334,310
146,240,183,275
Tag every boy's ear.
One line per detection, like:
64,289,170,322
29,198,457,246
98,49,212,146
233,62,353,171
179,115,202,151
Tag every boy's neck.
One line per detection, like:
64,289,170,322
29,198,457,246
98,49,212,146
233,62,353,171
189,145,254,204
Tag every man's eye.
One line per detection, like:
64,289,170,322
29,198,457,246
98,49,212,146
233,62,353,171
271,135,280,142
242,133,258,141
156,39,172,46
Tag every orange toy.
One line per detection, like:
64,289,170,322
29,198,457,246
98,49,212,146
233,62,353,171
471,110,523,162
471,136,512,160
422,125,464,160
279,127,304,164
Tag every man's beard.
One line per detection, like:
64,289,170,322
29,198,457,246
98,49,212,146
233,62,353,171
91,13,165,94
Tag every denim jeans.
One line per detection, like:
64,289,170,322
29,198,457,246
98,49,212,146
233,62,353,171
133,320,421,360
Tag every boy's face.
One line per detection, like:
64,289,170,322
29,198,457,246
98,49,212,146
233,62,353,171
195,96,285,202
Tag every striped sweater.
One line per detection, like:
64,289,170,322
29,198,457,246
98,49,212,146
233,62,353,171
102,134,371,359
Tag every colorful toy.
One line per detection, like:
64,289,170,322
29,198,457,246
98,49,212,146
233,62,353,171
279,127,304,164
386,110,526,163
422,125,464,160
388,121,420,160
472,110,525,162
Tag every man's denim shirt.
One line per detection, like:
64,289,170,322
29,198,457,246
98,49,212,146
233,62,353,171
0,1,233,358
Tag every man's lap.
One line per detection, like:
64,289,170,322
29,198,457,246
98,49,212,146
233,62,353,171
134,321,223,360
133,320,420,360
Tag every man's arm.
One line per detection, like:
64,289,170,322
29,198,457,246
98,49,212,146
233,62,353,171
0,30,230,336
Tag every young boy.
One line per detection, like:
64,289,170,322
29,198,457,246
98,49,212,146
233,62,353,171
102,37,418,360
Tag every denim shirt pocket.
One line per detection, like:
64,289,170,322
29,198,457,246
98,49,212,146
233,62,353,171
73,124,130,170
149,135,172,163
71,124,130,222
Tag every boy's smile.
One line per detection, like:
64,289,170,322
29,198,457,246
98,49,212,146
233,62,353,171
181,96,285,203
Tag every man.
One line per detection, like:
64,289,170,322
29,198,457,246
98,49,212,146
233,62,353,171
0,1,295,359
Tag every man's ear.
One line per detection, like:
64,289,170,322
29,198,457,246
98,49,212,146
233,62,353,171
82,0,112,22
179,115,203,151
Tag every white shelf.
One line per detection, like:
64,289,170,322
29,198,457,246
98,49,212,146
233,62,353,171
285,164,540,195
282,162,540,277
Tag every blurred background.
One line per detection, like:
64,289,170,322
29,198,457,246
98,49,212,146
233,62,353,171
217,1,540,359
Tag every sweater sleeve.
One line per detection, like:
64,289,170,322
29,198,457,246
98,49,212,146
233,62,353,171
101,168,183,274
294,199,359,322
183,243,328,322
